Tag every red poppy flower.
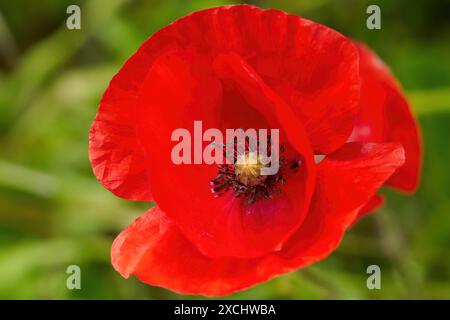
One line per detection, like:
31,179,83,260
89,5,418,296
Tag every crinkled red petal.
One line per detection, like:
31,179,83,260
351,43,422,193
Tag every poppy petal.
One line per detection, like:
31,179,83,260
88,35,174,201
268,29,360,154
351,43,422,193
112,142,404,296
111,206,270,296
278,142,404,256
89,55,152,200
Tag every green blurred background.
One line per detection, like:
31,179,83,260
0,0,449,299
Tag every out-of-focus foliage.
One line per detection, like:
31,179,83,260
0,0,449,299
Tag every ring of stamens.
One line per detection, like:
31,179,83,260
210,140,299,205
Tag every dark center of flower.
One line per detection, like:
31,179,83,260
210,142,300,205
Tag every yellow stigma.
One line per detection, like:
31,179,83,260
234,152,268,186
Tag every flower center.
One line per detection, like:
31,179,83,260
210,146,299,205
234,152,268,186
